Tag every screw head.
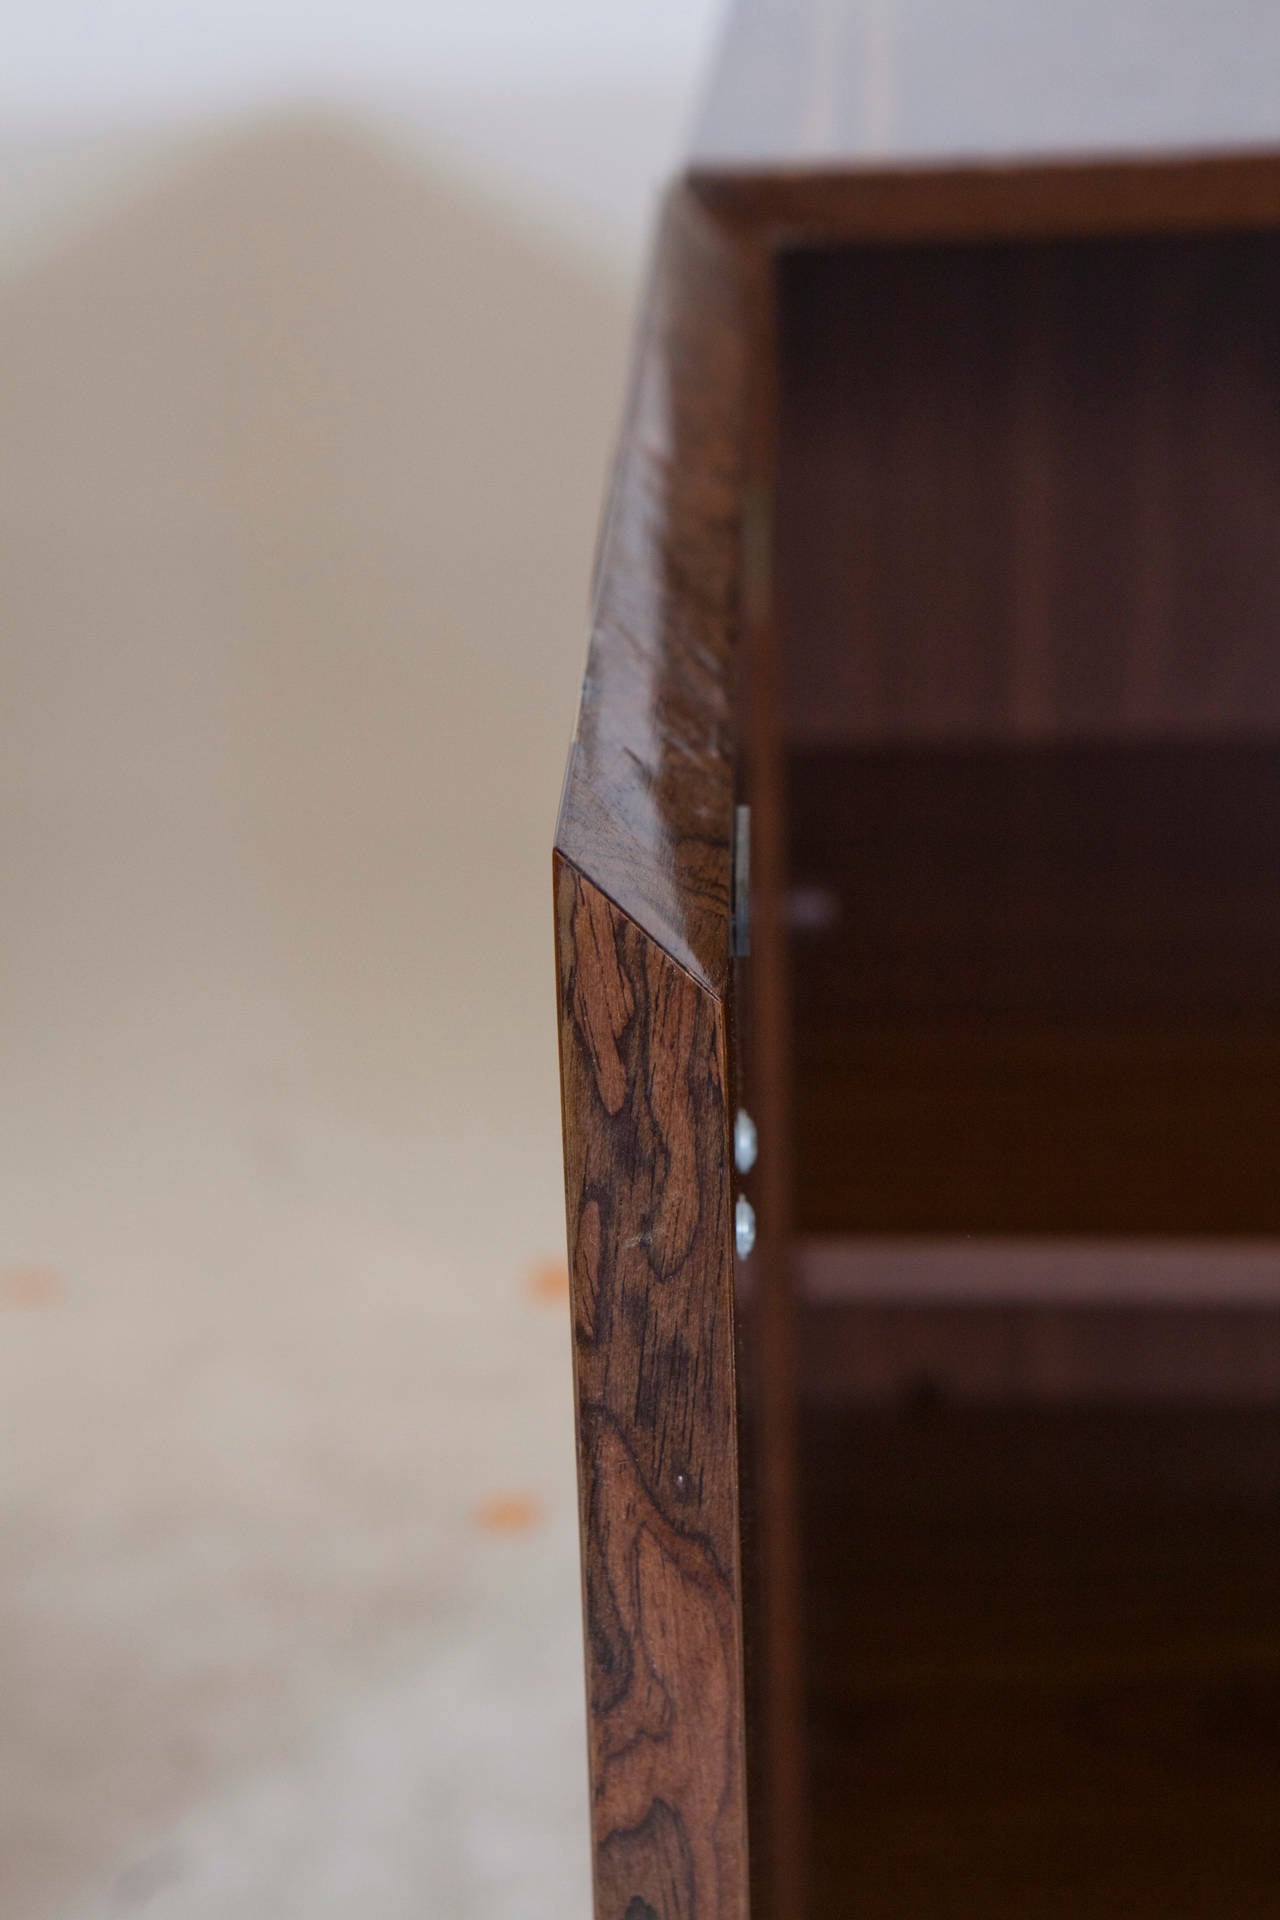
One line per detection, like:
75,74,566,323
735,1195,756,1259
734,1108,758,1174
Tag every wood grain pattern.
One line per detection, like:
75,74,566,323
803,1401,1280,1917
694,0,1280,179
555,173,806,1920
777,236,1280,744
555,857,747,1920
561,11,1280,1914
693,151,1280,250
555,186,747,998
690,1,1280,254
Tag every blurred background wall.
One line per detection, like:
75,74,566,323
0,4,722,1914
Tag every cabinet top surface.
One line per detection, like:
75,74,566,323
694,0,1280,175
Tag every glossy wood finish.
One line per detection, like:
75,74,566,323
559,8,1280,1916
555,858,746,1919
696,150,1280,250
694,0,1280,172
692,0,1280,250
554,184,803,1920
556,188,744,997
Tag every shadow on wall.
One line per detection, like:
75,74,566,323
0,112,630,1920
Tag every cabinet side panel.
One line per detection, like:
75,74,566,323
556,186,744,998
556,856,749,1920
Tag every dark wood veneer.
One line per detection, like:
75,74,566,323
787,742,1280,1237
778,235,1280,744
555,858,746,1920
556,187,744,997
556,8,1280,1916
554,184,803,1920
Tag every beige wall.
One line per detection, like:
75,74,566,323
0,95,684,1918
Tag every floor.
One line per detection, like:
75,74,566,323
0,107,660,1918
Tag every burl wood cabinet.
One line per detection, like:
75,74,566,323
553,4,1280,1914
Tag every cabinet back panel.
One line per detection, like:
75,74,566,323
778,232,1280,743
787,741,1280,1235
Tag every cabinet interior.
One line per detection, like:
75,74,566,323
774,230,1280,1915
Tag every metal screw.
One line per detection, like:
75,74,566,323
735,1195,756,1259
734,1108,758,1174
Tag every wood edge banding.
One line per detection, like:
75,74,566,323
555,854,751,1920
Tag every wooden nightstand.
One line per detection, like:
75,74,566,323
554,5,1280,1914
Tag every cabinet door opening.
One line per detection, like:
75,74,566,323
777,233,1280,1917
